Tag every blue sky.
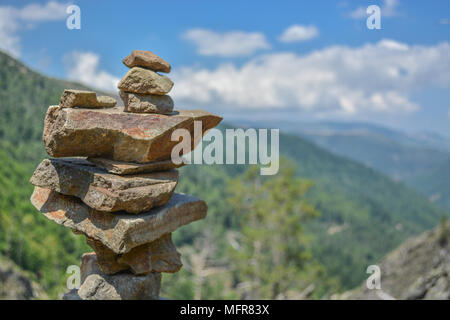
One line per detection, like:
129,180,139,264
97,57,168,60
1,0,449,136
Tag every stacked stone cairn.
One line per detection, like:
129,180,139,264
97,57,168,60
29,50,222,300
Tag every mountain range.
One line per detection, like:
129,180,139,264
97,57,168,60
232,119,450,212
0,50,448,296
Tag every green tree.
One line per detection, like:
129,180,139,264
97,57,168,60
227,159,325,299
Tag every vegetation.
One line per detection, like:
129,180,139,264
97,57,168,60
438,217,448,246
0,51,95,297
162,160,337,299
227,161,332,299
407,159,450,211
0,142,89,298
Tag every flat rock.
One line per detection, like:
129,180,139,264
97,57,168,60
117,233,182,274
43,106,222,163
86,233,182,275
120,91,174,114
118,67,173,95
122,50,171,73
78,255,161,300
30,158,178,214
87,158,185,175
84,242,127,275
31,187,208,254
59,89,117,108
96,95,117,107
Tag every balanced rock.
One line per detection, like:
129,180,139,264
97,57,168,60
84,241,127,275
59,89,117,108
87,158,185,175
86,233,182,275
43,106,222,163
118,67,173,95
122,50,171,73
77,254,161,300
120,91,174,114
30,158,177,214
31,187,208,254
96,95,117,107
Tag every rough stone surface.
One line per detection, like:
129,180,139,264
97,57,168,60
59,89,117,108
31,187,208,254
117,233,182,274
43,106,222,163
80,252,100,283
84,241,127,274
87,157,185,175
96,95,117,108
122,50,171,73
77,254,161,300
120,91,174,114
30,158,178,214
336,221,450,300
86,233,182,275
118,67,173,95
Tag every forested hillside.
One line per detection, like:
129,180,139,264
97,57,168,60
232,119,450,212
293,125,450,212
167,126,447,292
0,51,92,297
298,131,449,181
0,50,447,298
407,159,450,211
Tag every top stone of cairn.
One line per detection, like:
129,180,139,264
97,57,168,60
122,50,171,73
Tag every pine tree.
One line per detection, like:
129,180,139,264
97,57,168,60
227,158,324,299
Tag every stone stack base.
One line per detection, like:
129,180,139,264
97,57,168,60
64,253,161,300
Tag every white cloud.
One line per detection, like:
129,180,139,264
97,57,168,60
171,40,450,116
182,28,270,57
0,1,68,57
0,7,21,57
383,0,401,17
349,7,367,20
350,0,400,19
16,1,68,21
279,25,319,43
64,51,120,93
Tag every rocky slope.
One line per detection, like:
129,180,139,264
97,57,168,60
338,221,450,300
0,256,47,300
